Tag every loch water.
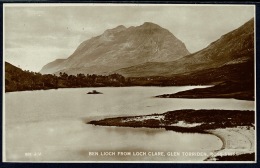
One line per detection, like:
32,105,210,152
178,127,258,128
5,86,254,161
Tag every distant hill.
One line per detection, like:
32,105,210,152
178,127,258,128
5,62,24,91
40,22,190,75
115,18,254,77
5,62,58,92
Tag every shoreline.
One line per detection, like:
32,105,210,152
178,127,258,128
89,109,255,161
155,81,254,101
205,127,255,161
5,85,207,93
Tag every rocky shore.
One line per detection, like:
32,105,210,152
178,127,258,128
88,109,255,161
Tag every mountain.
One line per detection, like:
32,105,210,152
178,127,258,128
40,22,190,75
115,18,254,77
40,59,66,74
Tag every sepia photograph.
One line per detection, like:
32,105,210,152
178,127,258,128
3,3,255,162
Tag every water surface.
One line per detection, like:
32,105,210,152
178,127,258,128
5,87,254,161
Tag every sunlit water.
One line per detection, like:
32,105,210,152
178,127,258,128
5,86,254,162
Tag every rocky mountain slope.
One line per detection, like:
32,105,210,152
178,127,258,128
115,18,254,77
40,22,190,75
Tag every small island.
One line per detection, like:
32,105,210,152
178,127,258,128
87,90,103,94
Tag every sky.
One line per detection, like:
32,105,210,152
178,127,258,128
4,4,254,72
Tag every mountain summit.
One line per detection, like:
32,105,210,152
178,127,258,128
115,18,254,77
40,22,190,75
